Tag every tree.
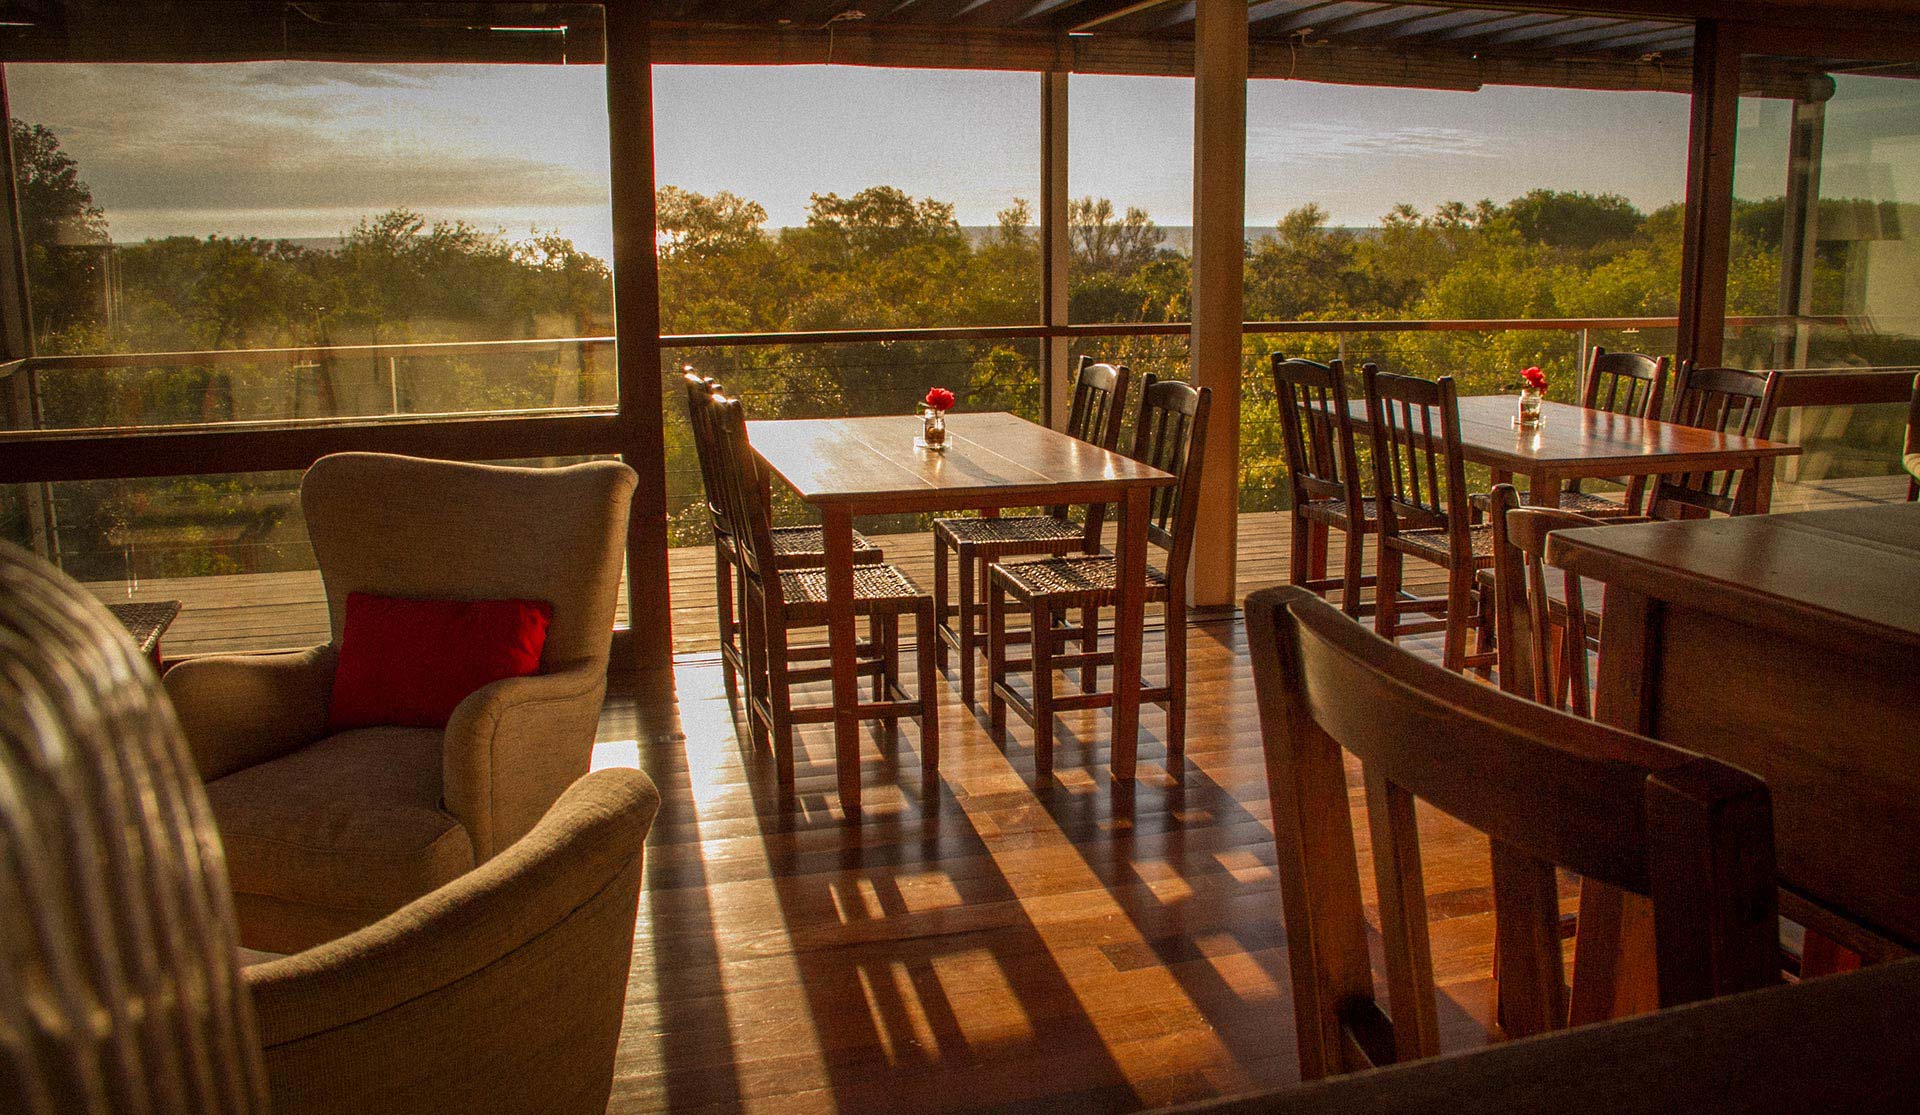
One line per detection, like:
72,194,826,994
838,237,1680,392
1068,196,1167,275
1505,189,1642,251
9,119,111,343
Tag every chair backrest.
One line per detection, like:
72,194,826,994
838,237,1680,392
1581,347,1669,419
1486,484,1608,718
1272,354,1365,523
1246,585,1779,1080
1652,364,1782,517
682,370,731,535
1362,367,1470,542
1127,374,1212,583
702,392,784,602
0,541,268,1115
301,453,638,673
1048,356,1133,527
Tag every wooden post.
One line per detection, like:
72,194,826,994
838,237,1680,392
1187,0,1246,607
1776,91,1826,479
605,0,672,673
1041,70,1072,431
0,64,55,561
1676,19,1742,371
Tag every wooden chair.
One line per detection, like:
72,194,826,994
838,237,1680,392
985,376,1211,775
1272,354,1375,616
705,392,938,790
1246,585,1780,1081
683,373,885,697
1484,483,1626,719
1558,347,1670,517
1905,372,1919,501
1363,367,1494,673
932,356,1131,704
1650,364,1782,518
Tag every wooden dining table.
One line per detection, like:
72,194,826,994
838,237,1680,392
1551,502,1920,1002
748,411,1177,814
1345,395,1801,511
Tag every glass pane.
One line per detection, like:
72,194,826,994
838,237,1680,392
4,455,626,657
1731,56,1920,503
6,50,615,429
1068,75,1193,325
652,66,1041,334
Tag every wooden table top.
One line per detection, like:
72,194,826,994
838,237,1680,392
749,411,1174,506
1550,502,1920,655
1347,395,1802,473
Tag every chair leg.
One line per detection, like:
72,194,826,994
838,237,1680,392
765,615,797,791
742,585,771,756
1031,601,1055,778
987,577,1008,737
1288,510,1310,588
915,600,939,781
1442,562,1474,673
1375,546,1403,641
876,614,899,702
1340,527,1367,617
1080,604,1100,693
1308,520,1331,583
715,541,739,698
958,543,979,706
1165,596,1187,764
932,532,951,671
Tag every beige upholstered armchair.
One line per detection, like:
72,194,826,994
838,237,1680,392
164,452,638,952
247,767,659,1115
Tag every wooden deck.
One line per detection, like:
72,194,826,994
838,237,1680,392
86,472,1910,659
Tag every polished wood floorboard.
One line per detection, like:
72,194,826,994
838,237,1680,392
592,616,1520,1114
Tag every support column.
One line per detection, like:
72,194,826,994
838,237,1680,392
1775,90,1826,372
605,0,672,673
1188,0,1246,607
1041,70,1072,430
1677,19,1743,371
0,64,53,560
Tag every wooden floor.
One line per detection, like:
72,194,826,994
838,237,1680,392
593,619,1512,1114
86,472,1907,659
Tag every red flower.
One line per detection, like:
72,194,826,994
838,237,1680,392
1521,366,1547,391
924,386,956,411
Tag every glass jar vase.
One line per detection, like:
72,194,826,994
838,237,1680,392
918,406,948,451
1515,386,1543,429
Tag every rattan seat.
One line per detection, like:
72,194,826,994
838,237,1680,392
771,524,885,564
1297,496,1377,528
778,564,931,620
1387,523,1497,565
934,515,1086,548
1554,490,1632,517
991,555,1169,607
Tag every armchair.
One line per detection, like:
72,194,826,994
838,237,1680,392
164,452,638,952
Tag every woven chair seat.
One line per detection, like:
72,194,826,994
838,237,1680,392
1387,524,1496,567
1299,496,1377,527
778,564,929,620
1555,490,1633,517
935,514,1084,547
989,555,1169,607
771,524,883,562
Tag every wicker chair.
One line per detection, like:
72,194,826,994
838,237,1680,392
1272,354,1375,616
1364,367,1495,674
931,357,1131,705
1558,347,1670,517
985,375,1211,775
705,392,939,791
1650,364,1782,519
683,372,884,697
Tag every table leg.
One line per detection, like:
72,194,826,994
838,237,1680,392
1738,454,1775,515
1110,487,1150,781
823,506,861,815
1569,584,1660,1021
1523,471,1558,508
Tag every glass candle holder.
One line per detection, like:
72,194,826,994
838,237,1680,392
918,406,948,451
1515,387,1544,429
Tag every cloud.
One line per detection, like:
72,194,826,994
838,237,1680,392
1247,121,1503,163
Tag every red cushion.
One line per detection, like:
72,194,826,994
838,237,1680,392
327,592,553,731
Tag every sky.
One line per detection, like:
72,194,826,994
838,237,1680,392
5,60,1703,263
